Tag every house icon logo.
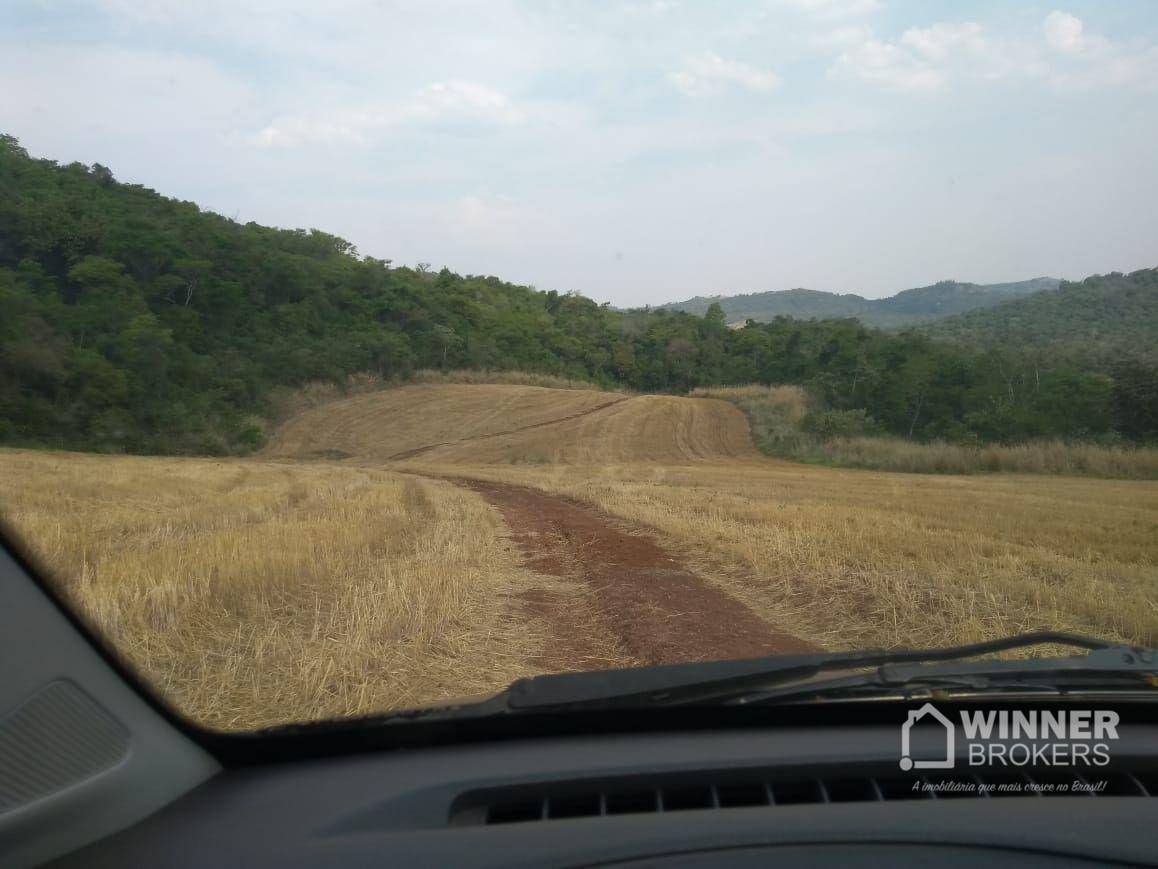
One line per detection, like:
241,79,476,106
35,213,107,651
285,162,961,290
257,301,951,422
900,703,955,770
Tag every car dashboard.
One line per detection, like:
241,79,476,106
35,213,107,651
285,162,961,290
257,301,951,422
52,720,1158,867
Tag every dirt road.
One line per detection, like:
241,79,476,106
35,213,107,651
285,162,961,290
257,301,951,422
451,477,817,672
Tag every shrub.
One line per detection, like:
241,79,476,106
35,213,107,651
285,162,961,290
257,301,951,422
801,408,883,440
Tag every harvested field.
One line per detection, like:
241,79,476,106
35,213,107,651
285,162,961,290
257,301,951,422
3,381,1157,728
424,459,1158,653
265,384,628,462
267,383,757,466
0,450,550,729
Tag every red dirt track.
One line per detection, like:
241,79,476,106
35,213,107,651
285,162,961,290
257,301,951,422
454,478,817,669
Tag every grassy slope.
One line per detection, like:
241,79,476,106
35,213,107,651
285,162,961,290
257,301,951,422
266,383,623,462
267,382,757,466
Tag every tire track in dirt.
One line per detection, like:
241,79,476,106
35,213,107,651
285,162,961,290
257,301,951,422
384,396,631,462
448,477,817,670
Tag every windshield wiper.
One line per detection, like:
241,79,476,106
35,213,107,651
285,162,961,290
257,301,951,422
732,646,1158,705
492,632,1151,712
257,633,1151,736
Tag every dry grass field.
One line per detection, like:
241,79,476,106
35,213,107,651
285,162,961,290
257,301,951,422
266,383,627,462
268,382,755,465
423,459,1158,652
0,449,555,730
3,380,1157,729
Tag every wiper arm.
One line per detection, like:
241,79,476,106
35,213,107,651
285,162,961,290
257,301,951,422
258,633,1144,736
501,631,1125,712
735,645,1158,705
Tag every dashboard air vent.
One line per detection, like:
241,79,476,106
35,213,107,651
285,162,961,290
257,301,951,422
453,768,1158,826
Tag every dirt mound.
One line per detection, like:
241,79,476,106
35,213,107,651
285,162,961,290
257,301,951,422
267,383,758,465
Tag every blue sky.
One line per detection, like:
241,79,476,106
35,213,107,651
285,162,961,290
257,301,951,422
3,0,1157,305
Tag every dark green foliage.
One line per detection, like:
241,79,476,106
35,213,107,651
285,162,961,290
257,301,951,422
801,409,883,440
1111,358,1158,441
0,135,1151,454
925,268,1158,362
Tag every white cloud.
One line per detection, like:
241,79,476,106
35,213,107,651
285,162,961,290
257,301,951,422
1041,11,1158,91
623,0,675,15
828,39,946,93
410,81,524,124
826,12,1158,96
1044,11,1087,54
782,0,880,22
668,52,781,96
828,19,1045,93
901,22,986,62
811,25,873,49
248,118,367,149
245,80,523,148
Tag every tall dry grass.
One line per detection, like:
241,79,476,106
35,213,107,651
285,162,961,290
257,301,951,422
406,368,615,391
691,384,813,455
421,459,1158,654
0,449,546,730
809,437,1158,479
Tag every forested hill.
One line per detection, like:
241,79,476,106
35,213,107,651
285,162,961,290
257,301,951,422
1,134,1154,454
923,268,1158,362
661,277,1059,328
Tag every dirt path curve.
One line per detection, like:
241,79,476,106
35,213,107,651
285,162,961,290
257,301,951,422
451,477,818,670
385,396,631,462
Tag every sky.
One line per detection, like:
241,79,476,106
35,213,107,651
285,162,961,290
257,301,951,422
2,1,1157,306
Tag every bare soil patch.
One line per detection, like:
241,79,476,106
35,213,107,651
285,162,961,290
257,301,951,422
452,477,817,667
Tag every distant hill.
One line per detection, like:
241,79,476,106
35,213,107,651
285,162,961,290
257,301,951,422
660,277,1060,328
924,268,1158,361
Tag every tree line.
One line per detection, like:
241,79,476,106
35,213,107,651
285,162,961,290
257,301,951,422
1,135,1154,454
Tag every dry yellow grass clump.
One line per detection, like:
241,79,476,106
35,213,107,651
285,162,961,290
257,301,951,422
417,458,1158,653
0,449,546,730
690,384,811,411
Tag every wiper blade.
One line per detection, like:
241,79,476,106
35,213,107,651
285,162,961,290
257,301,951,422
259,633,1147,735
736,646,1158,705
500,631,1128,712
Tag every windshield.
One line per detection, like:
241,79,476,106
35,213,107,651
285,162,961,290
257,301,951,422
1,1,1156,733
